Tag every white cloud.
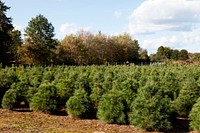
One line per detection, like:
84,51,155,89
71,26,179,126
60,24,77,36
140,35,178,53
127,0,200,35
114,10,123,18
125,0,200,54
13,25,24,33
139,28,200,54
59,23,92,37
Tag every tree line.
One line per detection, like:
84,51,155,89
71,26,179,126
0,1,199,66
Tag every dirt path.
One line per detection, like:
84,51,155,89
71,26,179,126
0,109,197,133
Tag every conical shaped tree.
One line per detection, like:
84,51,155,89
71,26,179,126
129,81,173,131
97,90,128,124
30,83,59,114
25,14,57,64
66,89,92,118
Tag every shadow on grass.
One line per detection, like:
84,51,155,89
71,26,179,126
167,117,190,133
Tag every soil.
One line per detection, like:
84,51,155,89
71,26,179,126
0,109,198,133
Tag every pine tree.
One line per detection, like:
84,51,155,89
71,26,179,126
0,1,14,66
25,14,57,64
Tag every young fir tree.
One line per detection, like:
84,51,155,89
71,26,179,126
66,89,92,118
30,83,59,114
173,77,200,117
189,97,200,131
97,89,128,124
1,89,18,109
129,81,173,131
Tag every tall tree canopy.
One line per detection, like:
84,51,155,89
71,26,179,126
0,1,14,66
24,14,57,65
150,46,189,62
56,31,140,65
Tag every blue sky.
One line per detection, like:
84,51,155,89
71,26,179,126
4,0,200,54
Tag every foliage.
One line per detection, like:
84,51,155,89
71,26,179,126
0,64,200,131
129,82,173,131
173,77,200,117
59,31,140,65
66,89,92,118
189,97,200,131
0,1,14,66
150,46,189,62
9,30,23,63
1,89,18,109
56,80,74,108
30,83,59,114
24,14,57,65
0,67,19,106
2,81,30,109
97,90,128,124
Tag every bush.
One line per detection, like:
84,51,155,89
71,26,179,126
2,82,30,109
1,89,18,109
189,98,200,131
129,82,172,131
89,85,105,111
30,83,59,114
56,80,74,108
173,78,200,117
97,90,128,124
66,89,92,118
0,68,18,106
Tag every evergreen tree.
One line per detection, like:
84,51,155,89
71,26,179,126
25,14,57,64
30,83,59,114
0,1,14,66
97,90,128,124
189,97,200,131
129,81,173,131
173,77,200,117
66,89,92,118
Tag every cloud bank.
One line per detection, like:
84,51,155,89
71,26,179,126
127,0,200,53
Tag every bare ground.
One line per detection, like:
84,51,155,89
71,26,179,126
0,109,198,133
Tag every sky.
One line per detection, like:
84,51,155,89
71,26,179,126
4,0,200,54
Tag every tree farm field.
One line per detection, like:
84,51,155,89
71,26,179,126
1,64,200,132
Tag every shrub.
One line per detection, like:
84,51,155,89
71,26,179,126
1,89,18,109
30,83,59,114
56,81,74,108
89,85,105,112
189,97,200,131
66,89,92,118
0,69,18,106
2,82,30,109
129,82,172,131
97,90,128,124
173,78,200,117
